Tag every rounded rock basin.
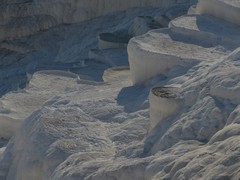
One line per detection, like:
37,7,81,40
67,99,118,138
149,87,184,129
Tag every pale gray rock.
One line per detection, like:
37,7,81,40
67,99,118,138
1,0,240,179
196,0,240,26
128,16,161,36
0,0,194,41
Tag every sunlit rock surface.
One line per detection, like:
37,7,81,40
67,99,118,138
0,71,79,139
1,0,240,179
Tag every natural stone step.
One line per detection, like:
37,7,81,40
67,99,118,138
103,66,131,84
169,14,240,48
196,0,240,26
128,28,229,84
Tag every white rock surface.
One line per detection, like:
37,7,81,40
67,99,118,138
208,48,240,104
128,16,161,37
0,71,79,139
149,87,184,129
0,0,193,41
127,28,228,84
196,0,240,26
187,4,197,14
1,0,240,180
170,14,240,47
0,7,166,96
0,64,149,180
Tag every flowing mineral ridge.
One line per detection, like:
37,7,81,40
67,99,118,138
1,0,240,179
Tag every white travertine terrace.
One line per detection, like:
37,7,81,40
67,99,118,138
127,28,227,84
102,66,131,84
149,87,183,130
128,0,240,85
196,0,240,26
0,71,79,139
1,0,240,179
0,0,191,40
169,14,240,46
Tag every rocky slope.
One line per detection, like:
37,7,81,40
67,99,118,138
1,0,240,179
0,0,195,41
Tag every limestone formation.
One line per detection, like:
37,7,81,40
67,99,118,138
149,87,183,129
0,0,193,41
196,0,240,26
1,0,240,179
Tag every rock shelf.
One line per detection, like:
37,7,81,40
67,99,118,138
1,0,240,179
196,0,240,26
128,28,228,84
0,0,191,40
128,0,240,85
170,14,240,47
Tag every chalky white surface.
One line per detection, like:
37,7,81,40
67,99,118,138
1,0,240,179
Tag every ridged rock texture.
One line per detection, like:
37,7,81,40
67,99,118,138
1,0,240,179
0,0,195,40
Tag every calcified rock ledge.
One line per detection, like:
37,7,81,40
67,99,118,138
1,0,240,179
0,0,194,41
196,0,240,26
149,87,184,130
